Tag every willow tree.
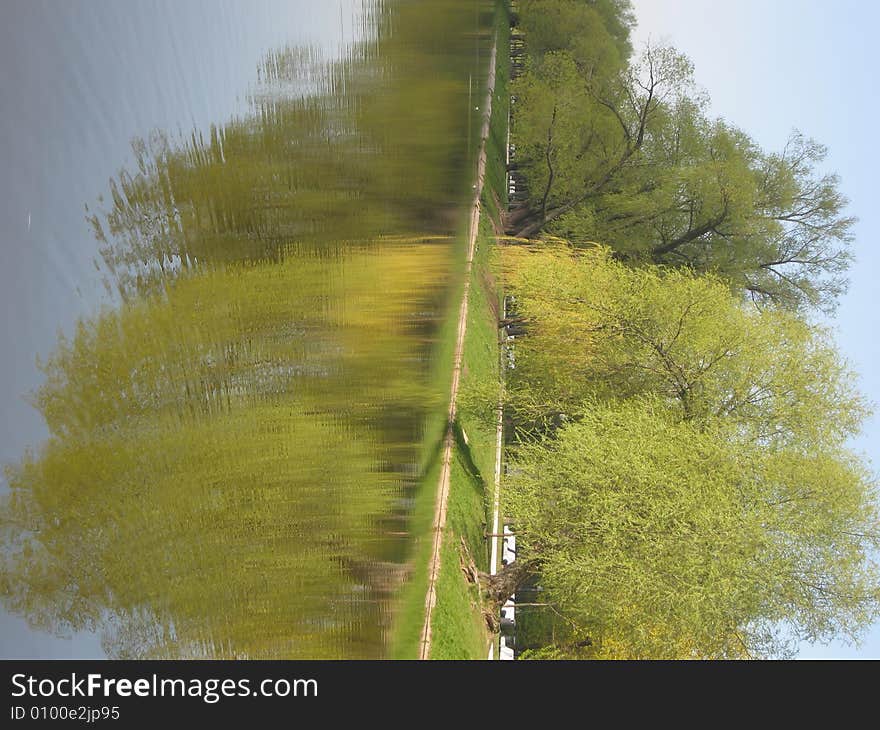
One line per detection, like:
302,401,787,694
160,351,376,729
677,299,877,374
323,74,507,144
509,42,695,238
500,244,865,442
482,244,879,657
517,0,635,67
90,0,484,301
504,399,880,659
509,6,854,313
577,121,854,313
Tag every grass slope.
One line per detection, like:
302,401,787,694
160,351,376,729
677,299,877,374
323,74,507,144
428,1,510,660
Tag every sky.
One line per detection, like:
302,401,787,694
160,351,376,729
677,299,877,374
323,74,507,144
631,0,880,659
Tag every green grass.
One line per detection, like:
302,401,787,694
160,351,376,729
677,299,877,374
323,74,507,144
428,1,510,660
388,0,510,660
428,448,489,660
428,216,501,659
391,211,502,659
482,17,511,227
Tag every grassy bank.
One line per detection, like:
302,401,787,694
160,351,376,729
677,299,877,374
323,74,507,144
387,0,509,660
427,1,510,661
427,213,503,660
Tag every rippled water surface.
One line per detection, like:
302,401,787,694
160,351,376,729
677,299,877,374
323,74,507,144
0,0,494,658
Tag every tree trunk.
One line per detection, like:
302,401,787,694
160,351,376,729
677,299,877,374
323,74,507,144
650,210,729,258
504,203,537,233
511,143,646,239
539,106,558,223
480,559,539,606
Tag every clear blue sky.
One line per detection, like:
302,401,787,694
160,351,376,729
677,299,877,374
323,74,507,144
632,0,880,658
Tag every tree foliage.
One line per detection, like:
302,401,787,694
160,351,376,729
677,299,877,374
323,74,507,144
517,0,635,73
89,0,481,300
489,244,879,658
502,244,867,445
510,5,855,313
508,398,880,659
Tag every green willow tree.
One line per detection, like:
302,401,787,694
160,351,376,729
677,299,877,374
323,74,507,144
509,5,854,312
2,0,493,659
505,399,880,659
90,0,483,300
514,0,635,73
499,244,866,440
509,42,695,238
476,245,879,658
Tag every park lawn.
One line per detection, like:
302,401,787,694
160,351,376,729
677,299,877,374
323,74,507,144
428,210,504,660
429,2,510,658
389,0,509,660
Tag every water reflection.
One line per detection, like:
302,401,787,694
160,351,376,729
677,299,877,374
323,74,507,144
1,0,494,658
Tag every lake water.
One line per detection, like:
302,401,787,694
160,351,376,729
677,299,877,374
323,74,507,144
0,0,494,658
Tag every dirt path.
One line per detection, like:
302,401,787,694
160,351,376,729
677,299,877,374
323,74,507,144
418,33,498,661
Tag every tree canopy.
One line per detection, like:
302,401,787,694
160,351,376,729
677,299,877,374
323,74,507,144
501,244,867,445
509,4,855,313
507,398,880,659
516,0,635,73
481,244,879,658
